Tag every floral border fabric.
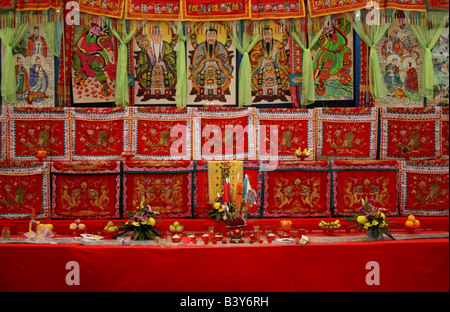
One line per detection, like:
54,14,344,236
316,107,378,160
255,108,315,161
181,0,251,21
399,160,449,216
251,0,306,20
0,161,50,219
380,107,442,160
0,106,7,161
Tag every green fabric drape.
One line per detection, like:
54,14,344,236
409,22,443,100
290,16,329,105
40,22,61,57
0,23,29,104
346,11,392,100
111,23,137,107
171,21,189,108
231,26,261,107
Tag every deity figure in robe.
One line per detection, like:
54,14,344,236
404,61,419,95
135,26,177,99
189,27,234,101
15,56,29,101
72,23,116,97
250,27,290,99
385,57,403,95
27,56,49,104
27,26,48,58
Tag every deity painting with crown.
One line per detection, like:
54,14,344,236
187,22,236,105
72,23,117,104
375,22,425,107
250,20,291,104
311,18,354,101
133,23,178,105
1,24,55,107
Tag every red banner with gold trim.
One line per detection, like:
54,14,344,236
78,0,124,19
125,0,180,20
16,0,61,10
0,0,15,11
181,0,251,21
426,0,449,11
251,0,306,20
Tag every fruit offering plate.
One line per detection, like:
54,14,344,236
101,230,119,239
277,228,294,238
405,225,421,234
80,234,103,240
322,228,338,236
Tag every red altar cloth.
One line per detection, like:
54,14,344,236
0,238,448,292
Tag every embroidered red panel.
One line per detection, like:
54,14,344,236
16,0,60,10
264,161,331,217
0,107,6,161
71,108,130,161
0,0,15,10
380,107,442,160
181,0,251,21
0,162,50,219
125,0,180,20
194,108,256,160
255,108,315,161
332,160,399,216
131,107,193,160
251,0,306,20
400,160,449,216
316,107,378,160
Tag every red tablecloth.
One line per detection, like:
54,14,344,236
0,238,448,292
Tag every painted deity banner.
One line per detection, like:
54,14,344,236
132,22,178,105
400,160,449,216
251,0,306,20
78,0,125,19
0,0,14,10
376,22,425,107
123,161,194,217
0,161,50,219
315,107,378,160
193,108,256,160
72,23,117,104
429,25,449,107
16,0,60,11
332,160,400,216
255,108,315,161
442,107,449,159
0,107,7,161
8,107,71,161
187,22,236,106
71,107,131,161
380,107,442,160
51,161,121,219
311,17,354,101
181,0,251,21
250,20,291,104
263,161,331,217
130,107,193,160
1,24,55,107
126,0,180,20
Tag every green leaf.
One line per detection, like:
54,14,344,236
216,214,221,222
125,211,134,218
381,228,395,240
153,228,162,237
344,218,358,223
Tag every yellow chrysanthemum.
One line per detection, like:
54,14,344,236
218,208,224,212
379,221,387,228
372,220,379,226
147,217,156,227
132,221,140,227
357,215,368,224
214,202,221,210
364,222,371,229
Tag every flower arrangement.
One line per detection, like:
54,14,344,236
344,197,395,240
208,174,256,228
116,197,162,241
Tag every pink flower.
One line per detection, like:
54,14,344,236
28,129,35,136
87,129,94,136
400,130,407,136
334,130,342,137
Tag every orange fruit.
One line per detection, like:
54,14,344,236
38,224,45,229
407,215,415,222
414,220,420,227
46,224,54,231
405,220,414,227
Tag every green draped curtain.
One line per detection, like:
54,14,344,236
290,16,329,105
407,13,443,100
345,10,393,100
231,22,261,107
170,21,189,108
0,23,28,104
110,20,137,107
39,22,61,58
